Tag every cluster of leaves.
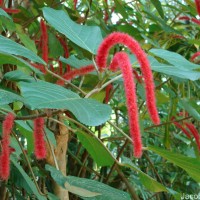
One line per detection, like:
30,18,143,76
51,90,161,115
0,0,200,199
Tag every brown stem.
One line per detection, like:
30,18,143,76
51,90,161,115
145,116,192,130
116,166,140,200
12,132,47,197
105,139,129,183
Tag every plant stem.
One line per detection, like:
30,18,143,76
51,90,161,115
12,132,47,197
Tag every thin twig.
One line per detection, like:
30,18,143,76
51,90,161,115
45,66,86,95
12,132,47,197
145,116,192,130
85,74,122,98
105,139,129,183
116,166,140,200
108,121,132,142
44,130,59,170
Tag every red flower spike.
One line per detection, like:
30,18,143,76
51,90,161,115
191,18,200,25
0,0,3,7
191,52,200,62
173,121,191,139
57,65,95,85
2,8,20,14
185,123,200,151
57,36,71,72
96,32,160,125
104,84,113,104
40,20,48,64
0,113,15,180
195,0,200,16
74,0,77,10
178,16,190,21
33,118,46,159
31,63,46,74
59,61,63,75
109,52,142,158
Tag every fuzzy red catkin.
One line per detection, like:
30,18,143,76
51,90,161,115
178,16,190,21
57,36,71,72
74,0,77,10
109,52,142,158
191,52,200,62
40,20,48,64
33,118,46,159
173,121,191,139
185,123,200,151
57,65,95,85
0,113,15,180
31,63,46,74
191,18,200,25
96,32,160,125
195,0,200,16
2,8,20,14
0,0,3,7
104,84,113,104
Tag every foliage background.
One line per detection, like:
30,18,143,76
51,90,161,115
0,0,200,199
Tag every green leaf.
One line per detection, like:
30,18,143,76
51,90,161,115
76,131,114,166
0,8,12,20
60,56,93,68
4,70,35,82
0,35,45,64
150,49,200,70
16,25,37,53
120,157,167,192
121,157,181,199
11,155,46,200
148,55,200,81
43,7,103,54
46,165,131,200
148,146,200,183
19,81,111,126
150,0,164,18
45,165,101,198
0,52,42,74
15,120,34,155
179,99,200,120
0,89,23,105
114,0,129,19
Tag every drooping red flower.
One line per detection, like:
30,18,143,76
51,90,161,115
57,36,71,72
57,65,95,85
185,123,200,151
31,63,46,74
178,16,190,21
0,0,3,7
109,52,142,158
2,8,20,14
0,113,15,180
74,0,77,10
33,118,46,159
96,32,160,125
191,52,200,62
40,20,48,64
104,84,113,104
191,18,200,25
195,0,200,16
173,121,191,139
